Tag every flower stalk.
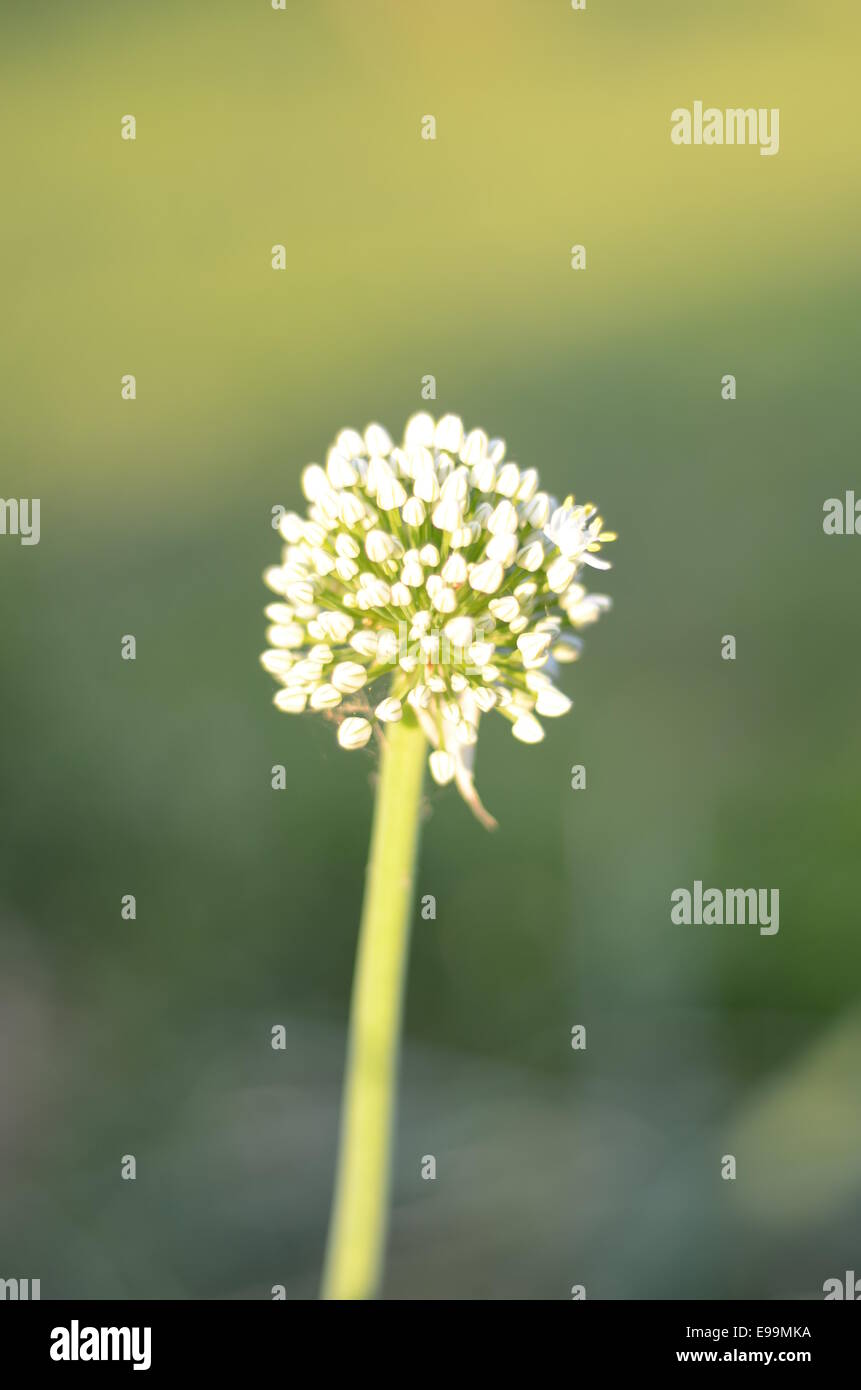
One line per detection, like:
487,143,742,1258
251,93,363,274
321,715,427,1300
261,413,616,1296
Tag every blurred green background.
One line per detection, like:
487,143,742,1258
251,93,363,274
2,0,860,1299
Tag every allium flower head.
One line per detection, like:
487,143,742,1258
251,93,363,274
261,413,615,826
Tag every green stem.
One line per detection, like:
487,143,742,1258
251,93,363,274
321,717,427,1300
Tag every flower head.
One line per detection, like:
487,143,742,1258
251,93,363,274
261,413,615,826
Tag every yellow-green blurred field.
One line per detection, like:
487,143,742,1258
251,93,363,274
1,0,860,1297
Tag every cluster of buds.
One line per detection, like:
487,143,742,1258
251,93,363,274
261,413,615,825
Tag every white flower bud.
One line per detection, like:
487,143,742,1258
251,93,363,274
338,716,373,749
552,636,583,662
404,412,436,449
559,581,586,608
263,565,288,595
431,496,463,533
376,630,399,663
429,750,456,784
375,697,403,723
301,464,329,502
487,500,518,535
265,623,305,649
467,642,494,668
332,661,368,694
365,457,384,495
401,559,424,588
310,547,336,576
514,580,538,600
442,466,469,503
451,522,480,549
274,688,307,713
419,544,440,567
495,463,521,497
282,555,312,579
432,586,457,614
511,713,544,744
349,630,379,657
317,611,354,643
470,459,496,493
278,512,305,543
488,596,519,623
359,577,392,607
336,557,359,582
336,428,365,458
523,493,551,528
441,552,468,585
307,524,332,550
434,414,464,453
326,452,359,489
365,423,393,456
516,468,538,502
285,581,315,607
339,492,366,526
335,533,361,559
376,473,407,512
517,632,552,667
365,529,397,562
287,658,324,687
546,555,577,593
310,683,342,710
414,463,440,503
444,616,474,648
261,649,294,678
486,533,519,565
516,540,545,572
402,496,427,527
525,674,550,697
469,560,505,594
313,491,341,524
472,686,497,713
535,687,572,717
460,428,488,465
